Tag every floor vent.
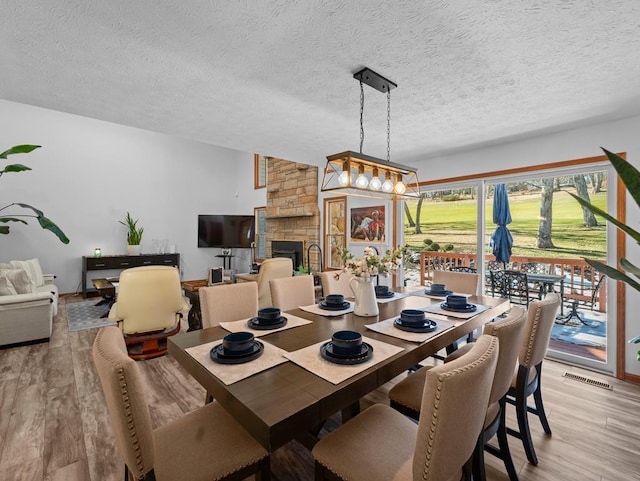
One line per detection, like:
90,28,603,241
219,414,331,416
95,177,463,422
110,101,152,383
563,372,612,390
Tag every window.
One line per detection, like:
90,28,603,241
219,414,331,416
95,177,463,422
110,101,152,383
254,206,266,261
324,196,347,269
254,154,267,189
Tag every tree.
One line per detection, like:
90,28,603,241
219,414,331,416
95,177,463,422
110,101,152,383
404,202,415,228
536,177,555,248
573,174,599,227
1,145,69,243
589,172,603,194
414,193,427,234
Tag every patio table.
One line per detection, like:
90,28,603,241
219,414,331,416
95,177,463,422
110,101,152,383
526,273,566,316
168,294,509,452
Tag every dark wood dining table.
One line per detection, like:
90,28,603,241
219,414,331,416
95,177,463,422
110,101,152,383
168,293,510,452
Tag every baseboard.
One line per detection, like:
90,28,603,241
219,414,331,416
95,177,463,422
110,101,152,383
624,372,640,384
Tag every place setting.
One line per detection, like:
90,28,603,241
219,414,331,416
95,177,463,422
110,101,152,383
299,294,355,317
283,329,403,385
219,307,312,336
374,284,409,303
422,294,490,319
365,308,454,342
410,282,454,299
185,331,289,385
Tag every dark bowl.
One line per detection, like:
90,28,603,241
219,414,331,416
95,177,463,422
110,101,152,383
446,294,468,307
222,332,255,356
325,294,345,306
399,309,427,325
430,283,447,293
257,307,281,322
374,285,390,295
331,330,363,356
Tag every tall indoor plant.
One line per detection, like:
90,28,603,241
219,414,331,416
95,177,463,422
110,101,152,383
0,144,69,243
569,148,640,359
120,212,144,255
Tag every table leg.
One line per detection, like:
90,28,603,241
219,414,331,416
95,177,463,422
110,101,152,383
187,296,202,331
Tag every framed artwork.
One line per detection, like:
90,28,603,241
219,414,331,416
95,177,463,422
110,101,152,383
324,196,347,269
254,154,267,189
350,205,386,242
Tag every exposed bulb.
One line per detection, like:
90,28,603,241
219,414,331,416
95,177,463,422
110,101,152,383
382,179,393,192
369,176,382,190
355,173,369,188
338,170,350,186
394,181,406,194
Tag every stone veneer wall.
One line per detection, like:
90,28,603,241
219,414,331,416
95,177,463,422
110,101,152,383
265,158,321,271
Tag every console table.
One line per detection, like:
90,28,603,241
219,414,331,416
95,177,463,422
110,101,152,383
82,253,180,298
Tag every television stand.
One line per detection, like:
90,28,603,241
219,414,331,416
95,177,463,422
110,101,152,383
215,254,234,270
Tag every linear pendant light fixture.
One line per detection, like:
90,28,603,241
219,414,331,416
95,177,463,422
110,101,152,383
321,67,419,200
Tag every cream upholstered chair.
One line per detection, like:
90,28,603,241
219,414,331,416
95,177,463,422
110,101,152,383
92,326,270,481
108,266,188,360
506,292,561,466
388,308,527,481
269,274,315,311
199,282,259,329
236,257,292,309
433,269,480,295
312,335,499,481
319,270,352,297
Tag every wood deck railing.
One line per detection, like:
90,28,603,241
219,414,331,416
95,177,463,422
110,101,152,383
418,251,607,312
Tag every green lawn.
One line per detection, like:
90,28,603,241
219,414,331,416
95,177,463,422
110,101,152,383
404,190,607,259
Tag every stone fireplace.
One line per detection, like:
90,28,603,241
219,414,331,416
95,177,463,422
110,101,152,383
265,158,321,272
271,240,304,269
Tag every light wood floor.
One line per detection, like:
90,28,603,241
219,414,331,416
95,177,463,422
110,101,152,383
1,295,639,481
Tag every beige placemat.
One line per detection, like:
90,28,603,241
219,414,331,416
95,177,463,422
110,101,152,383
299,301,355,317
422,302,490,319
219,313,312,337
376,292,410,304
365,317,455,343
283,336,404,385
185,340,288,385
402,295,435,310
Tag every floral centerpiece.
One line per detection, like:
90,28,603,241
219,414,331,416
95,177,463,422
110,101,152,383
338,246,403,280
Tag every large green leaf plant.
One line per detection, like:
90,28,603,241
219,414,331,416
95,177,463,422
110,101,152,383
0,145,69,243
569,148,640,359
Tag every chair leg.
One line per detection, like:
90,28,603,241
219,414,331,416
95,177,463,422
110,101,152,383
533,367,552,435
515,389,538,465
496,403,519,481
315,461,327,481
124,465,128,481
256,457,271,481
471,433,487,481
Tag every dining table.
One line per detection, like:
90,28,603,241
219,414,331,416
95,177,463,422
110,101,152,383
168,292,510,452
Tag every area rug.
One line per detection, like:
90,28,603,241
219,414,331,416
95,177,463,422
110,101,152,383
66,300,116,331
551,316,606,348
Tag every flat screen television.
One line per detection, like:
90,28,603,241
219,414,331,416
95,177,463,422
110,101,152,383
197,215,255,248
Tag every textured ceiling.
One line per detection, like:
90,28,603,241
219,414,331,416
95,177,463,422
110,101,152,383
3,0,640,166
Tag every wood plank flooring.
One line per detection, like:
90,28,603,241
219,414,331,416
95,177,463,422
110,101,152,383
0,295,639,480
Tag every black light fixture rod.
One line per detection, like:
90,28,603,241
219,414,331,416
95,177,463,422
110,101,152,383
353,67,397,93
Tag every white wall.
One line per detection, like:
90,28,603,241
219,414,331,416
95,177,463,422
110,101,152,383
0,100,265,293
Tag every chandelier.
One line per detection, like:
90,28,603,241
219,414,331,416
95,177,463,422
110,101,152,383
321,67,419,200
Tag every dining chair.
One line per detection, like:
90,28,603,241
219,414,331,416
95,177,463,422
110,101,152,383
388,308,527,481
319,270,352,297
270,274,315,311
505,292,561,465
312,335,499,481
199,282,258,329
433,269,480,295
92,326,271,481
107,266,189,360
236,257,293,309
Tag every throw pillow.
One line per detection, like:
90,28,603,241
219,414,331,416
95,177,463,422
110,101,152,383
0,269,35,294
0,276,18,296
10,259,45,287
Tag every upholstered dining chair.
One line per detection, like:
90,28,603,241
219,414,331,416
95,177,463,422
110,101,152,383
505,292,561,466
433,269,480,295
236,257,293,309
199,282,259,329
270,274,315,311
92,326,270,481
388,308,527,481
108,265,189,360
312,335,499,481
319,270,352,297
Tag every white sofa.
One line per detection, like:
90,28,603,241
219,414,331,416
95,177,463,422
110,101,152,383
0,260,58,347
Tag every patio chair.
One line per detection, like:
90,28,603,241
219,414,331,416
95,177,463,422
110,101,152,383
490,270,539,307
556,274,605,325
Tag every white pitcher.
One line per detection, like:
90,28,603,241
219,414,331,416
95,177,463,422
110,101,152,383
349,277,379,317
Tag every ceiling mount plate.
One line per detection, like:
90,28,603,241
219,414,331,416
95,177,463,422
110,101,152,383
353,67,397,93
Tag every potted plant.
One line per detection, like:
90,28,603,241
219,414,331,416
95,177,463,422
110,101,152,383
1,144,69,243
569,148,640,359
120,212,144,255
